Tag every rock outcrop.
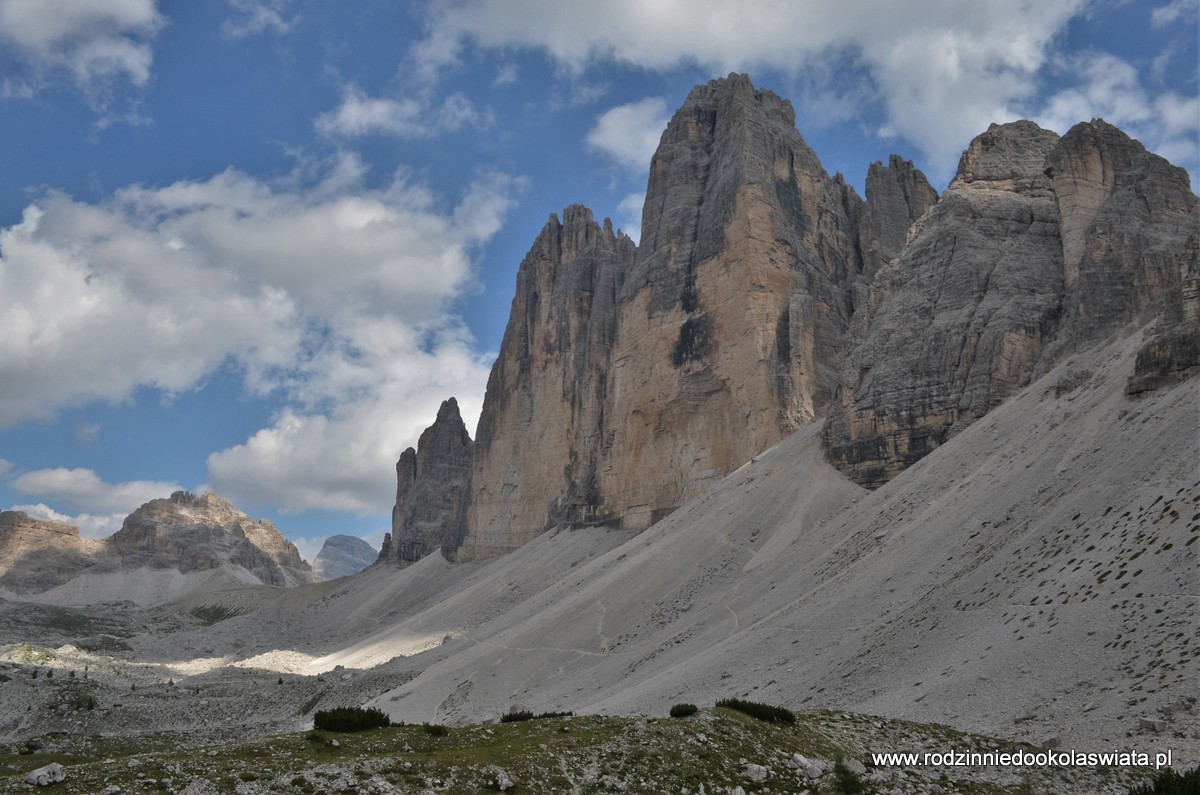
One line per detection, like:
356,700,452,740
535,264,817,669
110,491,315,586
824,119,1199,487
459,209,634,557
0,491,316,595
0,511,109,594
381,397,474,563
425,76,1195,558
595,74,874,531
457,75,933,557
313,534,377,580
823,121,1066,487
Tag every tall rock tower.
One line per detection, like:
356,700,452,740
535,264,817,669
458,208,636,557
380,397,474,564
595,74,888,529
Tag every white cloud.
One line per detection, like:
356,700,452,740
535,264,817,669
205,327,492,515
616,192,644,244
223,0,294,39
10,502,128,539
586,97,670,172
0,0,162,101
0,155,519,515
1151,0,1199,27
291,535,325,566
0,459,12,478
315,85,486,138
494,62,518,86
11,467,179,514
1037,53,1199,178
415,0,1090,179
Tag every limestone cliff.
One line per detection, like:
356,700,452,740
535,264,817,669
459,209,634,556
596,74,874,530
0,491,315,594
448,77,1194,556
0,511,110,594
111,491,315,587
313,534,377,580
381,397,474,563
823,119,1199,487
457,74,939,556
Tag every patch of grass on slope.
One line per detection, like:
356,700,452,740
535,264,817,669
0,710,1159,794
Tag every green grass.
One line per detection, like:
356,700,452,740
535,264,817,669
0,709,1160,794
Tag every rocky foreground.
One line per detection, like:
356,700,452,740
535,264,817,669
0,708,1168,794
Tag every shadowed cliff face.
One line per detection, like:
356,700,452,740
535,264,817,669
823,119,1199,488
0,512,110,593
381,397,474,564
452,207,635,556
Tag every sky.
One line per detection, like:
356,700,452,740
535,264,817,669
0,0,1196,564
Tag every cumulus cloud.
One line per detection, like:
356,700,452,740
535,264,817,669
0,154,518,515
414,0,1090,179
315,85,486,138
586,97,670,172
0,0,162,102
616,192,644,244
0,459,12,478
1151,0,1199,27
223,0,294,39
11,467,180,514
9,502,127,539
1037,53,1199,177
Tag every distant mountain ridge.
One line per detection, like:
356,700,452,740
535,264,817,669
386,73,1198,564
0,490,315,599
314,534,377,580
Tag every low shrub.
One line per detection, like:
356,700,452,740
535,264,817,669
1128,765,1200,794
714,697,795,724
423,723,449,736
833,760,866,794
499,709,574,723
669,703,698,718
312,706,391,732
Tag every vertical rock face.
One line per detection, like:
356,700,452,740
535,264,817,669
597,74,873,530
823,119,1200,487
458,74,940,556
862,154,939,272
312,534,377,580
111,491,315,586
382,397,475,563
0,511,109,593
824,122,1066,487
447,75,1195,556
458,208,635,557
1048,120,1199,340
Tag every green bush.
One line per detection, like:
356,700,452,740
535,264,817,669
669,703,698,718
1128,766,1200,794
423,723,449,736
499,709,573,723
833,760,866,794
312,706,391,732
714,698,795,724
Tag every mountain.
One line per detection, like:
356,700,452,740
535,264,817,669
0,490,316,603
379,397,474,564
392,73,1197,559
313,534,377,580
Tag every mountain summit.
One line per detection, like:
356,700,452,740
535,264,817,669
389,74,1198,562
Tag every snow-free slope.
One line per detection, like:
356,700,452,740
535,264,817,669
351,328,1197,758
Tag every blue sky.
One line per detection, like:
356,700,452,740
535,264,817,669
1,0,1196,564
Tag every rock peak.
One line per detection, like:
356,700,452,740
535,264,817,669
381,396,475,565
